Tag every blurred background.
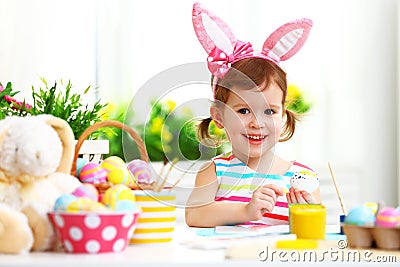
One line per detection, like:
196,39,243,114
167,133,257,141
1,0,399,220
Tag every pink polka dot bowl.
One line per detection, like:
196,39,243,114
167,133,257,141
48,211,140,254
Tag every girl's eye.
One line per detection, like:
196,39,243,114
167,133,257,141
264,109,275,115
238,108,250,114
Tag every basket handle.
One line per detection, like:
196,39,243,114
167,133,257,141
71,120,149,176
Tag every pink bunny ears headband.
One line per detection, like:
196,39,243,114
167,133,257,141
192,2,313,79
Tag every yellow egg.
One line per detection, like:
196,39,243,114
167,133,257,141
101,156,126,173
102,184,136,210
89,201,109,212
66,197,95,212
107,167,135,186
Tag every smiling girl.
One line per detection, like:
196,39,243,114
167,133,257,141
185,3,321,227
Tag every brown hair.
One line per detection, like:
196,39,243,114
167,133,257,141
197,58,300,145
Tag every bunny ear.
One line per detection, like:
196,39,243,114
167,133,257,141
262,18,313,62
192,2,236,55
45,116,75,174
0,127,8,147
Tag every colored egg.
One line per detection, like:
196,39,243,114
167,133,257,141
115,200,139,212
88,201,109,212
290,170,319,193
344,205,376,226
107,167,136,186
98,192,105,204
364,202,379,215
65,197,96,213
127,159,153,184
79,162,107,184
76,157,89,178
376,207,400,227
54,194,78,211
102,184,136,210
72,183,99,201
101,156,126,173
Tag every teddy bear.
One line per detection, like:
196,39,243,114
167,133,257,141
0,114,82,254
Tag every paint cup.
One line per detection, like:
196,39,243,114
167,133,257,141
289,204,326,240
130,189,176,244
339,214,346,234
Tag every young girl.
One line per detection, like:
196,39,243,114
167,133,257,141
185,3,321,227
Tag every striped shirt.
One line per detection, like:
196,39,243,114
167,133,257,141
212,152,318,225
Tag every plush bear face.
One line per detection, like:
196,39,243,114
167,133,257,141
0,117,63,178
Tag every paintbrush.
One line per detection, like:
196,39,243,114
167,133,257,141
169,161,197,191
154,157,178,192
159,155,168,177
328,162,347,216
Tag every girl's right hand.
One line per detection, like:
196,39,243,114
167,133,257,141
246,184,284,221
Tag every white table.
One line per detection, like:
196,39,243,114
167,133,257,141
0,211,397,267
0,222,234,267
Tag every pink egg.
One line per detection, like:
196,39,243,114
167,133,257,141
72,183,99,201
127,159,153,184
376,207,400,227
79,162,107,184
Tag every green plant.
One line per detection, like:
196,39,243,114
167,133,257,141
136,99,228,161
285,83,313,114
0,78,108,139
0,82,31,119
29,78,108,138
101,99,229,162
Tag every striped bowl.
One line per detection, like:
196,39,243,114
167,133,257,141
130,189,176,244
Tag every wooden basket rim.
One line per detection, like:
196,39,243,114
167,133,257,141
71,120,149,177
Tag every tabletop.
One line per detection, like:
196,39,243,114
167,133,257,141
1,213,398,267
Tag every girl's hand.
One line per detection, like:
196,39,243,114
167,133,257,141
286,187,317,204
246,184,284,221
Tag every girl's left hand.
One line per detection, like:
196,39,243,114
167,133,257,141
286,187,316,204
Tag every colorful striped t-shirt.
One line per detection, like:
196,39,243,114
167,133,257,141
212,152,318,225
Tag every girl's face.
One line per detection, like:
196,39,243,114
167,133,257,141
213,82,284,162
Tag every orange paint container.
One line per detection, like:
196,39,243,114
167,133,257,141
289,204,326,240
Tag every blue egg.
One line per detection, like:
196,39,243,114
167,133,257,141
76,158,89,178
344,205,376,226
114,200,138,212
54,194,78,212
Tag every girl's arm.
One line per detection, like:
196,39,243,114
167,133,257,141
185,161,283,227
185,161,248,227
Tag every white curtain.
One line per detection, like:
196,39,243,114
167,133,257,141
0,0,96,98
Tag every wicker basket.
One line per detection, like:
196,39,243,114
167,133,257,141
68,121,177,244
71,120,154,193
